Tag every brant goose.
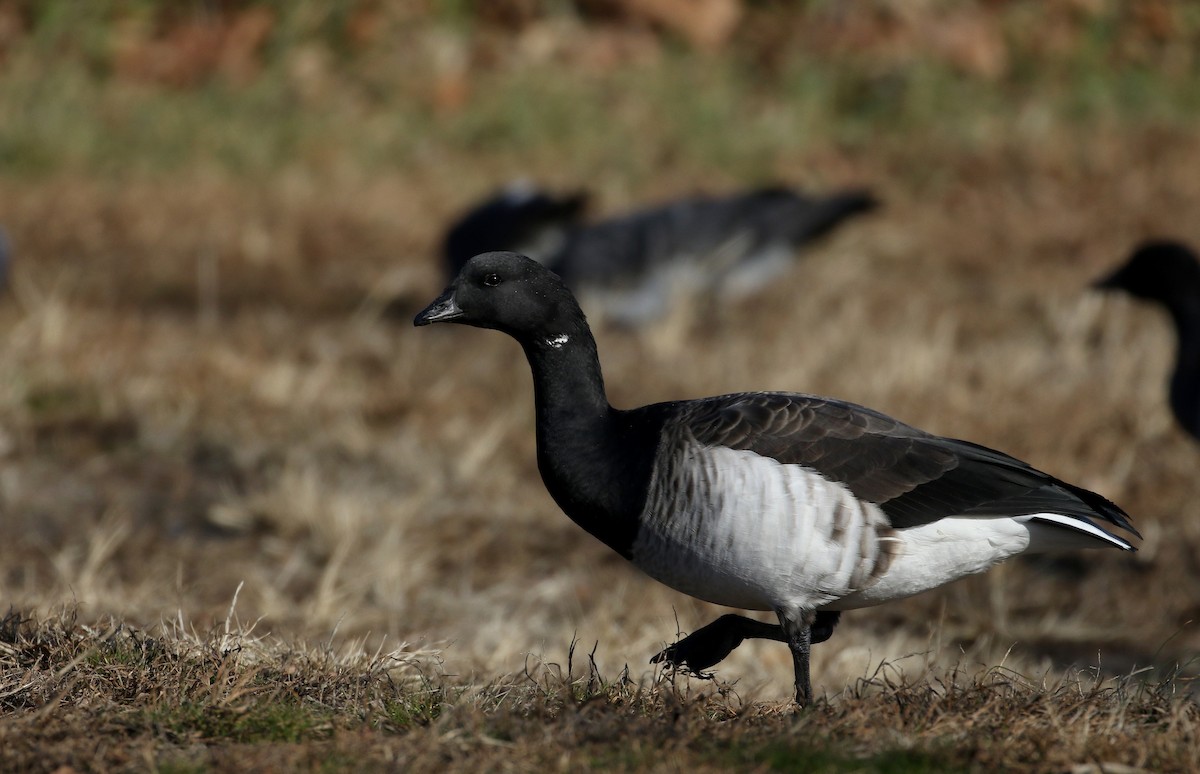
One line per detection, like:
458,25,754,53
442,182,589,279
442,184,877,325
1095,240,1200,441
416,252,1139,706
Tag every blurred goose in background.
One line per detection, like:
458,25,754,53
442,181,589,278
1095,240,1200,442
415,251,1139,706
442,183,878,326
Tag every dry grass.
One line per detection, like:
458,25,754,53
4,3,1200,770
2,608,1198,772
6,132,1200,765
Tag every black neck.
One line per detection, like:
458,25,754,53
515,318,656,559
1168,302,1200,435
1164,294,1200,333
520,318,610,430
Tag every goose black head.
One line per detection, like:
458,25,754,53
415,251,581,339
1095,240,1200,306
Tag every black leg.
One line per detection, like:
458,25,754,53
651,611,843,675
778,608,817,707
811,610,841,644
651,613,783,673
657,607,844,672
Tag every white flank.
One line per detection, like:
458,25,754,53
717,243,795,300
831,517,1030,609
832,512,1132,609
630,441,1128,615
630,442,892,612
545,333,570,349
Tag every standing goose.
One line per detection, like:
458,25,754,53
415,252,1139,706
1095,240,1200,441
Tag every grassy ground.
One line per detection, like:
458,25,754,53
3,610,1198,772
4,2,1200,770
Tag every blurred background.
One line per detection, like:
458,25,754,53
1,0,1199,700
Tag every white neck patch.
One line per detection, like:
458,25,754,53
545,333,570,349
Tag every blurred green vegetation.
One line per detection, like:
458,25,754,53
1,0,1199,184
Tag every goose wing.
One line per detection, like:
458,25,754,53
674,392,1139,541
555,188,877,287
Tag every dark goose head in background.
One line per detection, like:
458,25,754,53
1095,239,1200,441
441,182,589,279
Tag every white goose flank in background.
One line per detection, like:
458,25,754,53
414,251,1140,706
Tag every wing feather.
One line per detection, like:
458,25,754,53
660,392,1138,540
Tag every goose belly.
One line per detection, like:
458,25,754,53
629,443,893,612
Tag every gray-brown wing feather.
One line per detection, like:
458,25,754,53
667,393,1138,538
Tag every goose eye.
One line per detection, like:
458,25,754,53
483,273,502,287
